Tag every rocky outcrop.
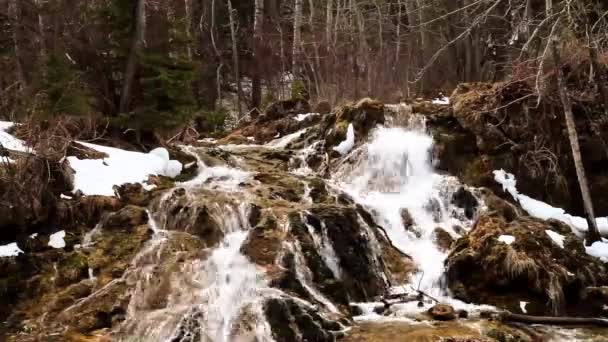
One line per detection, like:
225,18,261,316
321,98,385,150
446,212,608,316
425,81,608,217
219,99,320,145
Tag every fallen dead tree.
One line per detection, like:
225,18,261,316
499,312,608,328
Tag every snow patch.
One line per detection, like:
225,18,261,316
585,240,608,262
68,143,183,196
545,230,565,248
431,97,450,105
333,123,355,155
266,128,307,148
0,121,29,152
293,113,319,122
494,169,608,262
498,235,515,245
49,230,66,249
0,242,23,257
520,301,528,313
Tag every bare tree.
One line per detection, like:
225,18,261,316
119,0,146,114
292,0,303,75
251,0,264,112
548,16,602,244
227,0,242,118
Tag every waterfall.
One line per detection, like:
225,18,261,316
116,161,273,342
334,122,473,298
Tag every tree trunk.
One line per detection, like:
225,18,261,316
292,0,303,75
119,0,146,114
550,34,602,245
8,0,25,89
227,0,242,118
251,0,264,112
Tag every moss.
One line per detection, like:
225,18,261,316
240,215,284,266
57,252,89,286
462,156,492,187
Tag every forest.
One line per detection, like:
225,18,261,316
1,0,605,135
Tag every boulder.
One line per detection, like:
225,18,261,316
323,98,385,149
446,213,608,315
428,304,457,321
451,187,479,220
433,227,454,252
103,205,148,230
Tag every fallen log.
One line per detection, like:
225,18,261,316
499,312,608,327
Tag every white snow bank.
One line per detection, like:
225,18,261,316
0,242,23,257
585,240,608,262
293,113,319,122
431,96,450,105
49,230,66,249
545,230,565,248
498,235,515,245
493,169,608,236
0,121,29,152
494,169,608,261
333,123,355,155
266,128,308,148
68,142,183,196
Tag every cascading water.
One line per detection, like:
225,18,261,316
115,160,274,342
334,119,475,302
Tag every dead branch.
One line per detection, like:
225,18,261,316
499,311,608,327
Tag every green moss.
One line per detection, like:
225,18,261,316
462,157,491,186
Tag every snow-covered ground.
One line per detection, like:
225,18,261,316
68,142,183,196
494,169,608,261
2,121,183,196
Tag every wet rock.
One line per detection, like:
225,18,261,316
254,173,304,203
428,304,457,321
157,192,224,248
248,204,262,227
424,198,443,223
241,215,283,267
264,297,343,342
103,205,148,230
433,227,454,252
323,98,385,149
400,208,415,230
451,187,478,220
285,212,349,305
446,213,608,315
309,205,389,302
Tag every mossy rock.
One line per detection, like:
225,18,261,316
56,251,89,287
446,213,608,315
103,205,148,230
240,215,284,266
